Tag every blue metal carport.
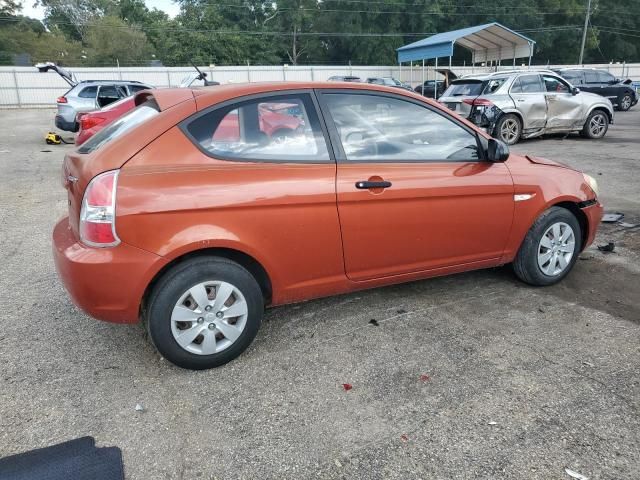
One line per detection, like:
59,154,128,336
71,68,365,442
397,23,536,97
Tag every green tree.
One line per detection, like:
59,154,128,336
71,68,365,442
83,15,152,65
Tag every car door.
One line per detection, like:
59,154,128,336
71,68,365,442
542,74,584,130
596,70,619,103
509,74,547,130
317,90,514,281
583,70,601,96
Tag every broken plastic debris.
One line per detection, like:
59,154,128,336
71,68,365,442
602,212,624,223
597,242,615,253
487,421,498,425
341,383,353,391
334,459,342,468
135,403,145,412
419,374,431,382
0,150,10,153
565,468,589,480
400,434,409,442
619,222,638,228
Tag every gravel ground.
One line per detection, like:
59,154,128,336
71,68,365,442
0,107,639,480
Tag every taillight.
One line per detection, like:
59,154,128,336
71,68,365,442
81,115,106,131
463,98,494,107
79,170,120,247
57,96,67,103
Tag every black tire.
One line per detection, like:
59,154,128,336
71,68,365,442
616,93,633,112
145,256,264,370
512,207,582,286
494,113,522,145
581,109,609,139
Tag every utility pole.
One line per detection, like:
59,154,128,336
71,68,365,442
578,0,591,65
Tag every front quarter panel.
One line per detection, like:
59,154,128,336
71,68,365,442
501,154,597,262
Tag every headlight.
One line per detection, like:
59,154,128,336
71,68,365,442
583,173,599,197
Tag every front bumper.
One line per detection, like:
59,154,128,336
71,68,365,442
53,217,167,323
581,200,604,249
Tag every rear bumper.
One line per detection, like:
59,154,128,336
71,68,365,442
53,217,167,323
581,200,604,249
55,115,78,132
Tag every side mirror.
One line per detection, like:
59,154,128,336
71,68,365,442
571,86,580,95
487,138,510,162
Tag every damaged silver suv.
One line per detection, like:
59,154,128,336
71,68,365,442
438,70,614,145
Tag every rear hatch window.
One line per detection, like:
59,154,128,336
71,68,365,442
442,80,485,97
77,101,159,154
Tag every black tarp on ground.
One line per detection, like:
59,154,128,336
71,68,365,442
0,437,124,480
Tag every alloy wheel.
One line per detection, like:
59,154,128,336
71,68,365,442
621,95,632,111
589,113,607,137
537,222,576,276
170,281,248,355
500,118,520,144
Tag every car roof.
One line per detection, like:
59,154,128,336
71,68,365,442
76,80,148,86
139,81,436,112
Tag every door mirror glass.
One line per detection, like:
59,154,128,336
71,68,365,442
487,138,509,162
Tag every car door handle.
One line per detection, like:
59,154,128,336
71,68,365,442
356,180,392,189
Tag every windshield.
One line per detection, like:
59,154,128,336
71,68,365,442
77,102,159,154
442,80,484,97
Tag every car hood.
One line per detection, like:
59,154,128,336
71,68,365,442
526,155,574,170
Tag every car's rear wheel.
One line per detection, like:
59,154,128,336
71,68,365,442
512,207,582,286
495,114,522,145
145,257,263,370
581,110,608,139
617,94,632,111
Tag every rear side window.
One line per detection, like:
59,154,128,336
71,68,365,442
78,86,98,98
562,70,584,84
442,81,484,97
183,93,330,162
77,102,159,154
128,84,149,94
482,77,507,94
585,70,599,83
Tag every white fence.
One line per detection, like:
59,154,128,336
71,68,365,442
1,63,638,108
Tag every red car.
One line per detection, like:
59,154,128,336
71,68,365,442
76,96,135,146
54,82,603,370
77,96,302,146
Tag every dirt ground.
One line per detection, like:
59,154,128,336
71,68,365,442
0,106,639,480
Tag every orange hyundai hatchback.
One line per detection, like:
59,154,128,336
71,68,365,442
53,82,603,369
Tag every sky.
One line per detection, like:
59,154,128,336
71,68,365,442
20,0,181,20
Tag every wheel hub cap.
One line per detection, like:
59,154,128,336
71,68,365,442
537,222,576,276
170,280,249,355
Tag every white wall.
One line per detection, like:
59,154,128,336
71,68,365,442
1,63,638,108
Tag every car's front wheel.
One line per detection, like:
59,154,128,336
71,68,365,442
617,93,633,112
495,114,522,145
145,257,264,370
512,207,582,286
581,110,609,139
